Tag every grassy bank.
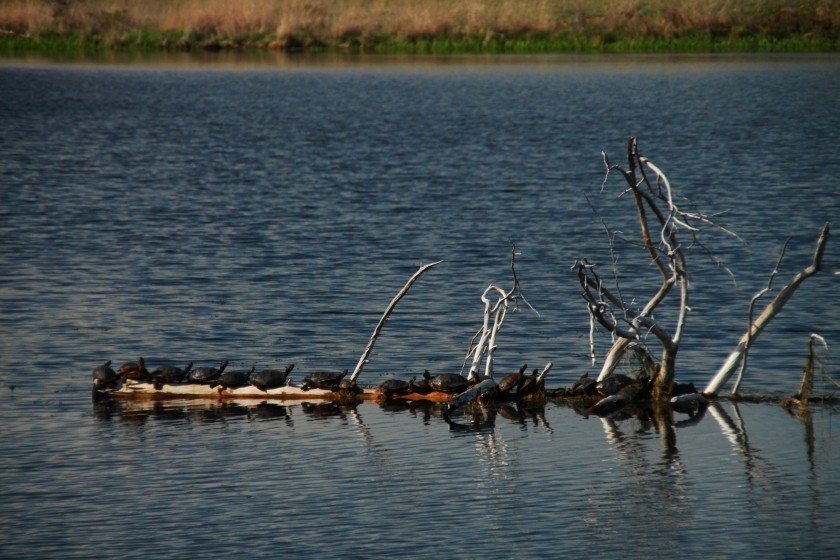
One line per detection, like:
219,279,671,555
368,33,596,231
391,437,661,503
1,0,838,55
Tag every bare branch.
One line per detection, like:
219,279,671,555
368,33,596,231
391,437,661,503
349,260,442,384
731,237,791,396
704,223,832,396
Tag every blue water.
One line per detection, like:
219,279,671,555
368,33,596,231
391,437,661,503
1,53,839,558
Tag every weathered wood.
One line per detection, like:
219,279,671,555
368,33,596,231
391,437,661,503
349,260,442,384
704,224,831,396
108,380,455,402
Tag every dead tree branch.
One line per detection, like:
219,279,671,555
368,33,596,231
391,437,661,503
583,138,746,398
731,237,791,396
704,223,831,396
464,246,537,381
349,260,442,384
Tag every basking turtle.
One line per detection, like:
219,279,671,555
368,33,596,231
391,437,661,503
211,365,255,389
92,360,119,391
409,370,433,394
118,357,150,382
249,363,295,391
300,369,347,391
429,373,470,394
597,373,635,396
338,378,360,394
151,361,193,390
516,369,540,397
188,359,229,385
570,372,598,397
496,363,528,396
379,377,412,398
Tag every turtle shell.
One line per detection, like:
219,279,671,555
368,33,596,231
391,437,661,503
379,378,411,396
597,374,635,396
497,364,528,394
92,360,118,390
249,363,295,391
429,373,470,393
151,361,193,389
119,357,150,381
188,360,229,384
570,373,598,396
212,366,255,389
409,371,432,394
516,369,540,397
300,369,347,391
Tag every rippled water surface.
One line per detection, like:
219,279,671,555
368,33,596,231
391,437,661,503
1,54,839,558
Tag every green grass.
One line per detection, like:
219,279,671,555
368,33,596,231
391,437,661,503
4,31,836,57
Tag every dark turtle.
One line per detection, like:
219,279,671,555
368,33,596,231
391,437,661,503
249,363,295,391
338,378,360,393
211,365,255,389
497,363,528,395
516,369,540,397
429,373,470,394
118,357,150,382
188,359,229,384
151,361,193,390
597,373,635,396
92,360,119,391
379,378,412,397
409,370,433,394
300,369,347,391
570,372,598,397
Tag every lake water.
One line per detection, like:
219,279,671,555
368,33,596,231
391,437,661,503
1,53,839,558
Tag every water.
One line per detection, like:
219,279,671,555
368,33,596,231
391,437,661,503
1,53,839,558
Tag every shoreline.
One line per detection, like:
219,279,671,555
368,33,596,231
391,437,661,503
2,0,837,56
2,31,837,57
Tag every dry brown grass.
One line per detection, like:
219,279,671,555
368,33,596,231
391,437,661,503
0,0,837,49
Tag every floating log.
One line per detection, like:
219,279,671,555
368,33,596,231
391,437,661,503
104,380,455,402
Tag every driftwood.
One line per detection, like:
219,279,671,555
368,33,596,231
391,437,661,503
703,224,830,396
578,137,697,398
463,246,537,382
579,138,833,403
348,260,442,385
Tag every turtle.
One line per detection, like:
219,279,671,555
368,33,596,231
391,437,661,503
338,378,361,394
118,357,150,382
151,361,193,390
428,373,470,394
300,369,347,391
188,359,229,384
570,372,598,397
211,365,255,389
597,373,635,396
516,369,540,397
496,363,528,396
92,360,119,391
408,370,433,394
249,363,295,391
379,377,412,398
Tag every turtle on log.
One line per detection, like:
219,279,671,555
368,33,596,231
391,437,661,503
118,357,150,382
151,361,193,390
428,373,471,394
249,363,295,391
496,363,528,397
211,365,255,389
379,378,412,398
92,360,119,391
188,360,229,385
300,369,347,391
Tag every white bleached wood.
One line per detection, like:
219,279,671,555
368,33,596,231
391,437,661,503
349,261,442,384
704,224,830,396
